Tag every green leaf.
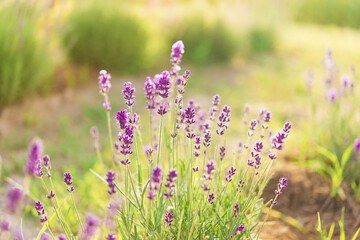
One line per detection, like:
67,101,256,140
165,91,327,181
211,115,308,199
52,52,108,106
341,145,353,168
317,146,339,169
351,227,360,240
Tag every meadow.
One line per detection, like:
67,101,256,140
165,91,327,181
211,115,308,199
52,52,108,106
1,0,360,239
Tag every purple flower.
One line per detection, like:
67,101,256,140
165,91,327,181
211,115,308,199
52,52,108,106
164,169,178,199
355,138,360,154
106,233,117,240
233,202,239,217
185,106,196,139
165,212,174,226
231,224,245,238
144,146,154,163
192,167,199,172
194,137,201,157
155,71,171,99
144,77,156,109
90,126,100,150
34,201,47,223
148,166,163,200
122,82,135,107
219,146,226,160
157,102,169,115
84,214,100,240
103,101,111,111
209,95,220,121
249,119,257,131
263,111,271,122
106,171,116,195
216,105,231,135
98,70,112,94
207,193,215,204
171,40,184,64
327,88,338,103
236,179,245,192
203,160,216,181
7,188,22,213
283,122,292,133
341,74,350,88
40,233,51,240
58,234,66,240
47,190,55,199
64,173,74,192
254,141,263,152
115,110,130,130
275,177,288,196
225,167,236,182
25,138,44,175
203,131,211,149
0,219,10,231
34,158,43,177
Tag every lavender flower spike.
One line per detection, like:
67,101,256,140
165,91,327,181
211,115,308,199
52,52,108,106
171,40,184,64
165,212,174,226
148,166,163,200
354,138,360,154
106,233,117,240
106,171,116,195
122,82,135,107
25,138,44,175
34,201,47,223
64,172,74,192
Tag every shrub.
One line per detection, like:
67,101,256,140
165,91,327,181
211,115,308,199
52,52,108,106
62,2,148,74
172,16,237,64
245,25,276,54
295,0,360,29
0,3,54,106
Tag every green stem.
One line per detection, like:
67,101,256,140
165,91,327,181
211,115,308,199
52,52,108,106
256,196,278,240
71,192,84,233
156,115,164,165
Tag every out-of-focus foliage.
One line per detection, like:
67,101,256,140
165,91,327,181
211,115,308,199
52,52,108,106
295,0,360,29
171,16,237,64
245,25,276,54
0,2,54,106
62,2,148,74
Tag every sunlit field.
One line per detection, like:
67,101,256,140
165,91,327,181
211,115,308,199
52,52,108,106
1,0,360,239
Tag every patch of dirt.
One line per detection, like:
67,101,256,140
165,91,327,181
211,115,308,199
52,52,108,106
261,161,360,240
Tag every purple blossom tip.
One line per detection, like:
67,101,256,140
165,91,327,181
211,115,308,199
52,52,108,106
165,212,174,226
106,233,117,240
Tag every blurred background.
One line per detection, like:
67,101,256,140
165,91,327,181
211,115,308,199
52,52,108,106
1,0,360,238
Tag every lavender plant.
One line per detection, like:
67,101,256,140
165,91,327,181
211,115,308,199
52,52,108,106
9,41,291,239
304,50,360,199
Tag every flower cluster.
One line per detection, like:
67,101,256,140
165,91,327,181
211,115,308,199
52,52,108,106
84,214,100,240
271,122,292,151
98,70,112,111
216,105,231,135
7,188,22,213
144,146,154,163
271,177,288,205
64,172,74,192
194,136,201,157
144,77,156,110
170,40,184,64
106,171,116,195
233,202,239,217
122,82,135,107
34,201,47,223
25,138,44,176
236,179,245,192
165,212,174,226
90,127,100,151
219,146,226,161
209,95,220,121
47,190,55,199
231,224,245,238
207,193,215,204
34,158,43,177
164,169,178,199
43,155,51,177
225,167,236,182
148,166,162,200
202,160,216,191
184,106,196,139
115,109,135,165
106,233,117,240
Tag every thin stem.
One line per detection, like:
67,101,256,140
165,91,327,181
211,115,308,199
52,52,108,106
95,147,103,165
256,196,278,240
45,222,56,240
105,93,114,155
156,115,164,165
71,192,84,233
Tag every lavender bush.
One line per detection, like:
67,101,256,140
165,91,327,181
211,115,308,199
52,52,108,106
6,41,291,239
304,50,360,199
